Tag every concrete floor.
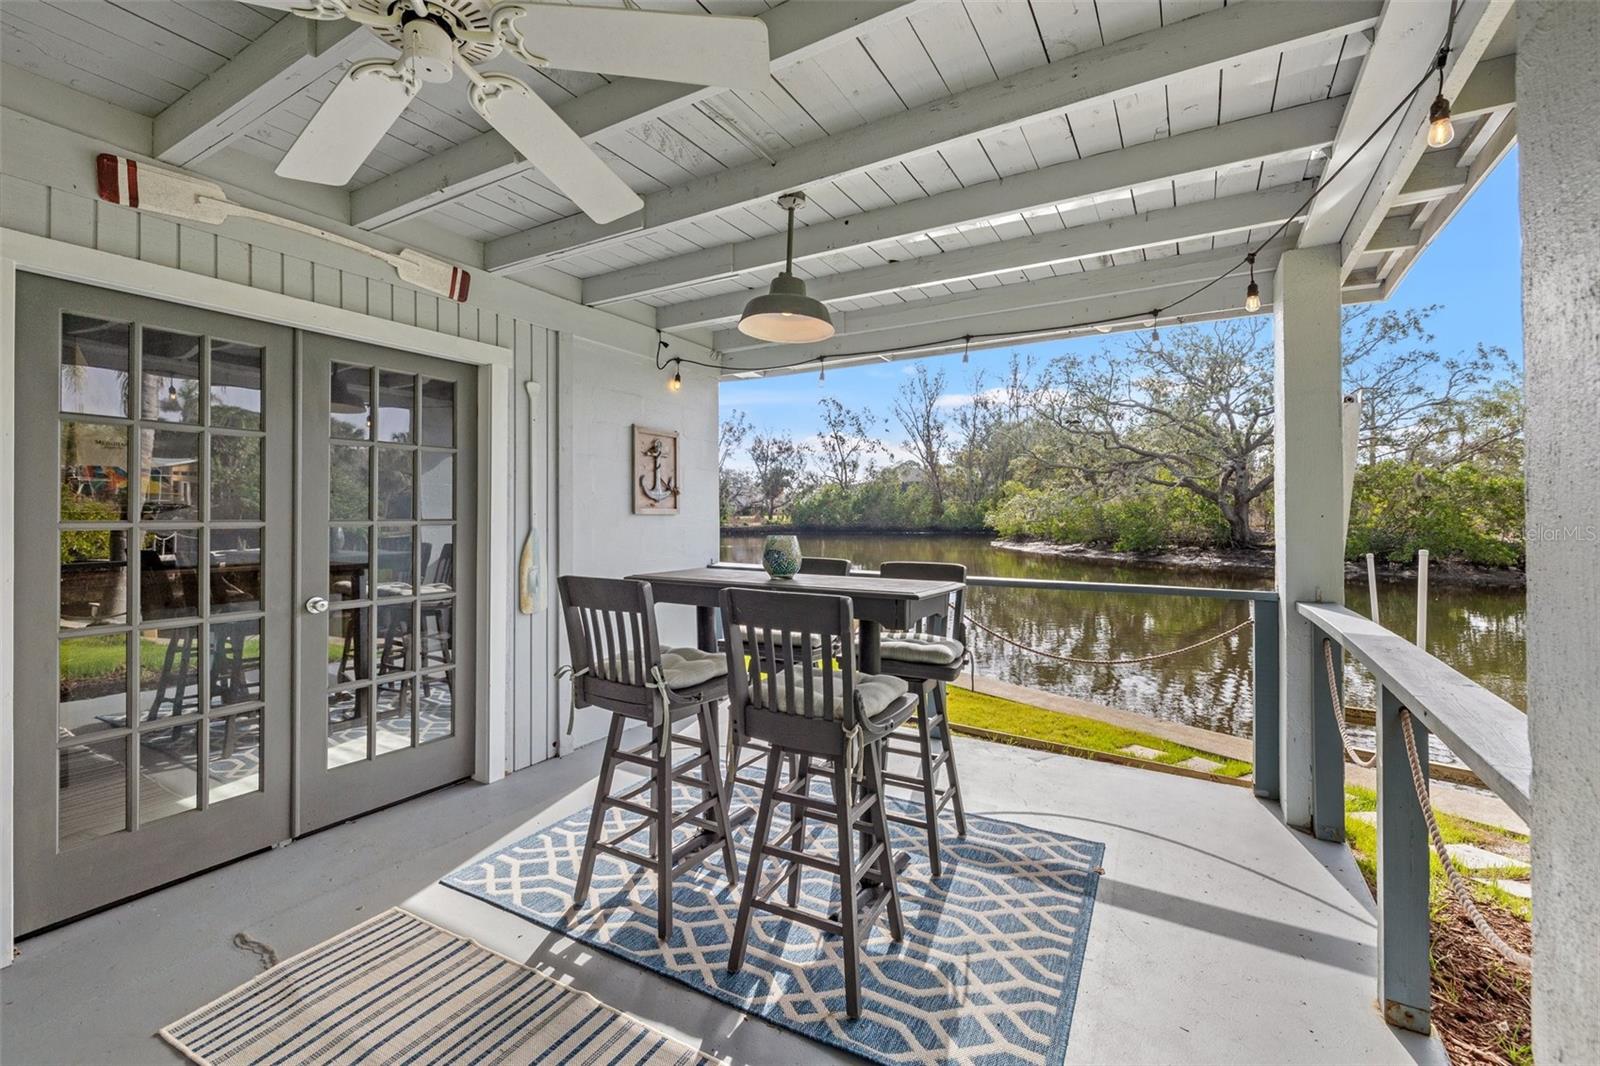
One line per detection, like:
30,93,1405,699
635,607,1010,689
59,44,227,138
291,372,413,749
1,731,1447,1066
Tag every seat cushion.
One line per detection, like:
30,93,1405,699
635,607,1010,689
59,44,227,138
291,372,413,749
660,646,729,690
879,632,964,666
766,669,909,721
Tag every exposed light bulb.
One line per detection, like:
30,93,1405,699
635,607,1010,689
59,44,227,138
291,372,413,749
1244,281,1262,313
1149,313,1160,343
818,362,826,385
167,384,179,401
668,369,683,393
1426,94,1454,148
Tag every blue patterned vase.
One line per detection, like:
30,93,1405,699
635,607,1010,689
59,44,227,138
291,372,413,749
761,535,801,579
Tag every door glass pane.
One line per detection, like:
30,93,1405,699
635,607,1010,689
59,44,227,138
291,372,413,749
378,371,414,443
419,671,454,743
376,679,413,754
329,526,370,603
138,721,199,825
211,619,262,708
330,444,371,521
141,529,201,621
418,452,453,519
60,737,129,848
420,600,453,669
142,329,201,424
139,428,201,521
59,633,128,736
375,526,413,595
61,420,130,521
60,530,130,627
376,602,412,676
210,529,263,614
211,436,262,520
418,526,454,593
329,609,369,685
137,626,201,720
60,315,131,417
208,710,262,804
210,342,263,429
330,363,372,439
418,378,454,446
327,688,368,769
377,449,413,519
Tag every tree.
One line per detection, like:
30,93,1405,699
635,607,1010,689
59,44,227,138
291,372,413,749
815,397,884,490
892,364,950,519
748,433,808,520
1027,319,1275,547
949,354,1033,510
718,409,752,517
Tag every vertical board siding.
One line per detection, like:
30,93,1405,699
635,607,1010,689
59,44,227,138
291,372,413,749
5,173,555,773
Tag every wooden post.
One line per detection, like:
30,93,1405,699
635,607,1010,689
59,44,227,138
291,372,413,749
1376,685,1431,1034
1251,599,1281,801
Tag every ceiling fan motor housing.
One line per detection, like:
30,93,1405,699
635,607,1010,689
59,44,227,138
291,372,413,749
400,17,456,83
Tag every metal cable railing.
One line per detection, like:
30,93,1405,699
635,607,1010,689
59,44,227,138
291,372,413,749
967,611,1253,666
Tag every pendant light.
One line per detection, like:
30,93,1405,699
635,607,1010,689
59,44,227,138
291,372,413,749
1243,252,1262,313
738,192,835,343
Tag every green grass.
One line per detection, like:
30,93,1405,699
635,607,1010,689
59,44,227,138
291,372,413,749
60,633,262,683
945,686,1253,778
1343,784,1531,921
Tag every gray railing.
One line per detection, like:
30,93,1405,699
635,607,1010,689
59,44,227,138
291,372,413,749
709,562,1282,793
1298,601,1532,1034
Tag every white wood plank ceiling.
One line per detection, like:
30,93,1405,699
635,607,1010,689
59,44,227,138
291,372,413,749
0,0,1519,373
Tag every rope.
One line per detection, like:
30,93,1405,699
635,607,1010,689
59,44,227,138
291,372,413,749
1400,707,1532,968
231,932,279,971
1322,639,1376,768
966,612,1252,666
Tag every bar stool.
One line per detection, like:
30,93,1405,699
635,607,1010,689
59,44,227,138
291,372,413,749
723,555,852,801
876,561,970,877
557,575,740,941
721,587,915,1020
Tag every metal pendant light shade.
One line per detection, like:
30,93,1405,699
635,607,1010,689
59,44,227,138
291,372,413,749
739,192,835,343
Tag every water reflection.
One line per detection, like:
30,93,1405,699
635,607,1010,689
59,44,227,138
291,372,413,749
722,534,1528,746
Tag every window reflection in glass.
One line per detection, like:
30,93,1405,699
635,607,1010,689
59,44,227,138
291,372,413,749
140,529,201,621
420,600,453,669
330,444,370,522
210,528,263,614
138,721,198,825
210,342,264,430
378,371,414,443
60,737,129,848
418,525,454,594
60,420,130,521
60,529,130,626
376,602,412,676
418,378,454,447
139,428,201,521
210,435,262,520
419,672,454,743
142,329,201,424
60,315,131,417
329,526,370,603
208,711,262,804
377,448,413,520
330,608,369,685
375,526,413,596
136,626,201,720
211,618,262,708
418,451,453,519
327,688,368,769
376,679,412,754
59,633,128,736
330,363,372,440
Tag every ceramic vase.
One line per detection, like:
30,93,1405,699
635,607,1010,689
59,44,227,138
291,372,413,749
761,535,801,579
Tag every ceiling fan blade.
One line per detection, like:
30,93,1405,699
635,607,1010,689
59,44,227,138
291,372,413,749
468,73,643,225
496,4,769,92
245,0,349,19
276,59,414,185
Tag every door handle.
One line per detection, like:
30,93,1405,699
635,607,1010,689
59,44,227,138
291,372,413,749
305,595,331,615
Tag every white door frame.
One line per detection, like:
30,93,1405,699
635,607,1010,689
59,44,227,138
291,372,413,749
0,229,514,965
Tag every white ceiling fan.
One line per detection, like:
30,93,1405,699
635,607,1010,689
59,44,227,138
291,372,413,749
253,0,771,223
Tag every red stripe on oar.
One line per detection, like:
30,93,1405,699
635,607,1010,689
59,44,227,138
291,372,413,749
454,269,471,303
126,159,139,208
95,154,120,203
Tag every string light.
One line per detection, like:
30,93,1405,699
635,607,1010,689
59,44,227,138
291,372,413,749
1244,252,1262,313
668,363,683,392
1426,40,1454,148
1149,312,1160,344
818,359,826,385
962,336,971,363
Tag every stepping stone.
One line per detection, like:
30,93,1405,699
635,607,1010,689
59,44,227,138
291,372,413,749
1349,811,1377,825
1118,745,1165,761
1447,843,1529,873
1479,878,1532,900
1175,756,1224,773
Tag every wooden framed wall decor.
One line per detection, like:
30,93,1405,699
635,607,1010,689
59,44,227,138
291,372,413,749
633,425,680,515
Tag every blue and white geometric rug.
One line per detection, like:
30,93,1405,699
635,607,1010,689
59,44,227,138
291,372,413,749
442,783,1104,1065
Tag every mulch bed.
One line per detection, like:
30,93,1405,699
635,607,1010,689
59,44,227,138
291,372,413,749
1429,903,1533,1065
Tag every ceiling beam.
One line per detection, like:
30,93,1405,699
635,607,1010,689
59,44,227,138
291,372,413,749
585,97,1345,306
348,1,923,231
658,182,1312,329
718,251,1279,373
1364,215,1424,253
153,17,386,167
488,1,1382,273
1391,150,1469,205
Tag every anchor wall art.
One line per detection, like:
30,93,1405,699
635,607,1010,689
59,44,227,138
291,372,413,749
632,426,681,516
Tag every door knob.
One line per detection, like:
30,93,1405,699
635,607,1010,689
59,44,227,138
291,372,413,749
305,595,330,614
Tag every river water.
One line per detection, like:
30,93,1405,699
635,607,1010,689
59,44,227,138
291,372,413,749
720,533,1527,746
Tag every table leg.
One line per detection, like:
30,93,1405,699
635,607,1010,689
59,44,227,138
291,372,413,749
696,605,717,653
859,620,881,674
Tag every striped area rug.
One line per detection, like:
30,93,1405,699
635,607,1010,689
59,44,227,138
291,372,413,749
160,909,713,1066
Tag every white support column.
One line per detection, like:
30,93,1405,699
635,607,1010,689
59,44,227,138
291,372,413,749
1519,3,1600,1062
1273,246,1347,833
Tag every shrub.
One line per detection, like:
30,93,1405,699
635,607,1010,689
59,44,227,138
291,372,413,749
1346,460,1524,566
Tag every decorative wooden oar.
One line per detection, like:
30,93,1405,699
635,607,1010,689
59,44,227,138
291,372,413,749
95,153,470,303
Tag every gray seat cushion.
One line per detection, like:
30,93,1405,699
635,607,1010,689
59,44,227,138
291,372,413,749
766,669,909,721
660,646,729,690
879,632,964,666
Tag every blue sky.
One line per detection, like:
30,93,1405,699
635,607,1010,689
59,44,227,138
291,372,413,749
721,149,1522,451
